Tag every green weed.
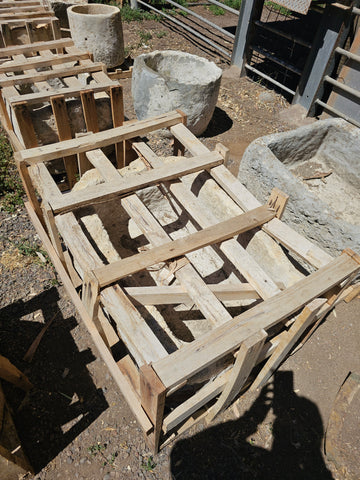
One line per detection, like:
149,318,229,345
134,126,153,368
208,4,225,15
141,456,157,471
120,4,160,22
0,130,24,213
139,30,153,43
156,30,167,38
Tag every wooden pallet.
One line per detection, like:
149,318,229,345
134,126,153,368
13,110,360,452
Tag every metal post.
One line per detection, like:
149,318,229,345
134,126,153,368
130,0,138,10
231,0,264,73
293,3,355,112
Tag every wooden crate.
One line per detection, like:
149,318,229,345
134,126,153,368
0,36,126,188
13,110,360,452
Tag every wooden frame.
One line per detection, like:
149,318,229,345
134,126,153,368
12,110,360,453
1,3,359,455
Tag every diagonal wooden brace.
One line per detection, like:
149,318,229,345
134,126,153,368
207,329,267,422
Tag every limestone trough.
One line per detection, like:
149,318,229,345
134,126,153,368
132,50,222,136
238,119,360,257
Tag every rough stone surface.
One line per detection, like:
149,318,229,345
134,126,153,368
68,4,125,68
238,118,360,257
132,50,222,136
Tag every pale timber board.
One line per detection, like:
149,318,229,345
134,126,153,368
0,2,44,7
0,11,53,19
25,202,153,434
7,80,117,105
132,141,280,299
162,331,284,433
55,212,168,366
121,194,233,327
86,149,119,182
94,205,276,287
170,122,332,269
0,38,74,58
152,252,360,388
28,162,62,203
49,152,223,213
15,111,183,164
125,284,260,304
0,62,104,86
0,52,90,73
0,16,54,24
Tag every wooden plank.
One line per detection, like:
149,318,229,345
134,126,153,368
117,355,140,398
0,1,43,7
80,89,99,133
12,101,38,148
251,298,326,391
28,162,62,205
42,201,65,266
121,194,233,327
0,355,33,391
0,11,53,19
125,284,260,304
110,84,125,168
267,187,289,219
139,148,281,299
0,62,104,86
0,52,90,73
140,364,166,452
25,202,153,434
55,211,168,366
93,205,276,287
170,122,332,269
15,159,43,222
162,331,285,433
101,286,168,366
207,329,267,422
86,149,119,182
50,94,78,188
49,152,224,213
7,80,116,105
15,111,183,164
152,251,360,389
0,15,55,24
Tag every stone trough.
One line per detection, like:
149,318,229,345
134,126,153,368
238,119,360,257
132,50,222,136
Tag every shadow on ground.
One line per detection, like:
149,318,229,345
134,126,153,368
0,287,108,473
170,371,333,480
202,107,233,137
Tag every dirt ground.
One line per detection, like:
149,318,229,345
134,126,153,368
0,7,360,480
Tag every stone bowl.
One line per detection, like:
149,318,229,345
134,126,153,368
67,4,125,68
132,50,222,136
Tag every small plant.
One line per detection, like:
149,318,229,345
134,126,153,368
16,238,47,261
156,30,167,38
120,4,160,22
0,129,24,213
138,30,153,44
208,4,225,15
141,456,157,472
88,442,106,455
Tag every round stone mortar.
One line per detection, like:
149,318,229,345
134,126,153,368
132,50,222,136
67,4,125,68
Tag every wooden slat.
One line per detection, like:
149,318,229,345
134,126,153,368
15,111,184,164
140,364,166,452
25,202,153,434
80,89,99,133
12,101,38,148
251,298,326,390
0,52,91,73
125,284,260,304
162,331,285,433
28,162,62,204
0,11,53,19
50,94,78,188
0,37,73,57
49,151,224,213
121,194,233,327
94,205,276,287
86,149,118,182
152,251,360,389
55,212,168,366
207,329,267,421
137,145,280,299
0,16,55,24
0,62,104,86
7,80,116,105
110,84,125,168
170,122,332,269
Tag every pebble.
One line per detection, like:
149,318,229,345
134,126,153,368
79,457,87,465
103,474,111,480
258,91,276,104
66,457,73,464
